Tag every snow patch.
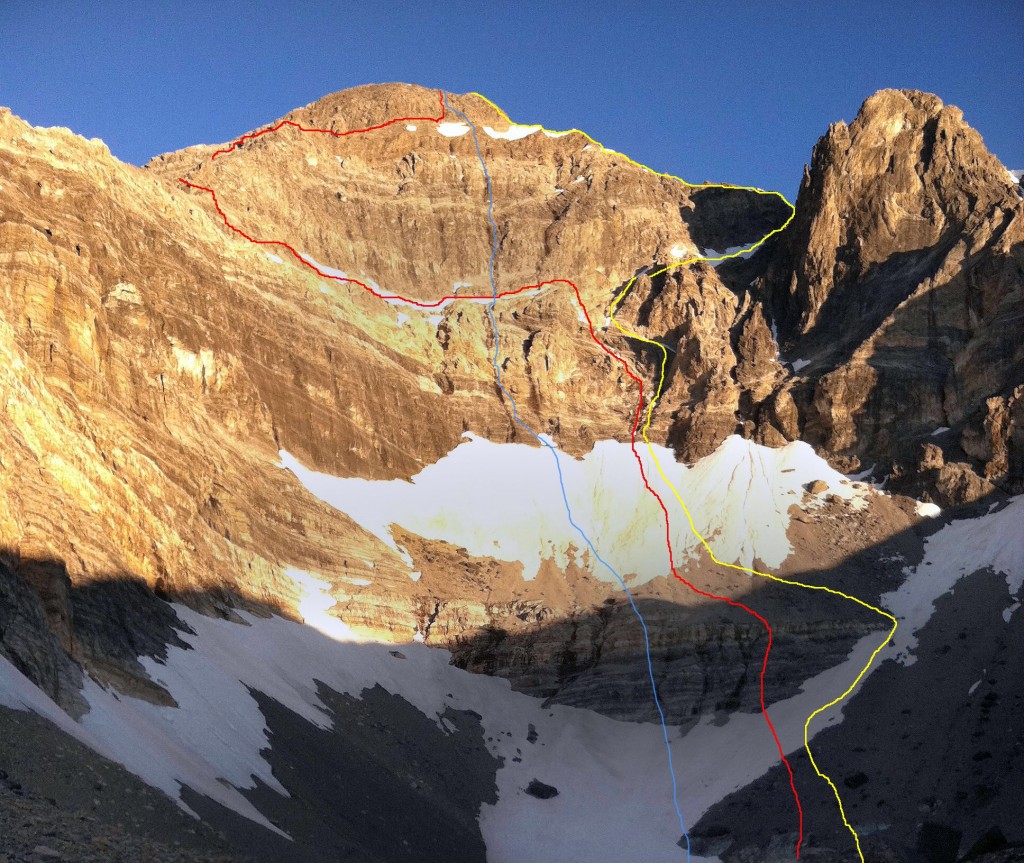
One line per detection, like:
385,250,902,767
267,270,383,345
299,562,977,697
791,358,811,372
916,501,941,518
299,252,346,281
78,673,290,835
846,463,876,482
298,253,492,312
286,567,360,643
1004,602,1020,623
64,597,888,862
265,252,283,264
437,122,470,138
426,314,443,326
396,313,409,326
930,427,950,436
0,656,114,759
406,124,417,132
968,679,982,696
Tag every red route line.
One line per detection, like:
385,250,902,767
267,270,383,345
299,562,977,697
210,89,447,160
178,88,804,858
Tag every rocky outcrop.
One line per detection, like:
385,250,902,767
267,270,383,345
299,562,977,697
0,556,85,716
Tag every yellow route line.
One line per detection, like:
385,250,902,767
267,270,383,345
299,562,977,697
471,90,898,862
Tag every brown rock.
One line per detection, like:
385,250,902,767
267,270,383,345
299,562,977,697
759,89,1023,502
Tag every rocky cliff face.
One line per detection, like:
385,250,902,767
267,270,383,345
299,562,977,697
751,89,1024,502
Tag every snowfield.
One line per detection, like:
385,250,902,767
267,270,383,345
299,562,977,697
23,572,891,862
885,494,1024,664
3,489,1020,862
483,124,541,141
280,433,871,584
437,121,471,137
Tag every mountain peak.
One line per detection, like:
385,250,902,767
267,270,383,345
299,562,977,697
757,87,1023,496
769,87,1017,338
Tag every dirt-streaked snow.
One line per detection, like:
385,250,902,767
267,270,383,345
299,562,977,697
280,433,870,584
483,124,540,141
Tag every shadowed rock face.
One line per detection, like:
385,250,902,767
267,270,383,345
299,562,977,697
0,556,85,716
682,185,793,254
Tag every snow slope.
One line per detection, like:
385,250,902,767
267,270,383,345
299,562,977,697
53,575,889,863
885,495,1024,663
7,493,1018,861
0,655,114,759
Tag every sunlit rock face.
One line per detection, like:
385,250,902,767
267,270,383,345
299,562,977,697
754,89,1024,495
0,82,1014,713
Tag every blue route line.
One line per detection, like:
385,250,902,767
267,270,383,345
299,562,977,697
442,94,690,860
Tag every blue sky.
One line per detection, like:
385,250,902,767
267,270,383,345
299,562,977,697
1,1,1020,201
